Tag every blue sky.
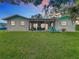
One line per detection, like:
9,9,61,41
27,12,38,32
0,0,75,23
0,0,74,19
0,2,43,19
0,0,48,23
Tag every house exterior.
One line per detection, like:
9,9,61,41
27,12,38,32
3,15,75,32
3,15,29,31
55,16,75,32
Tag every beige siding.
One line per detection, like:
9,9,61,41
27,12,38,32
6,19,29,31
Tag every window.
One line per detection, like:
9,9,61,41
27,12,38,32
61,21,67,26
11,21,15,25
21,21,25,25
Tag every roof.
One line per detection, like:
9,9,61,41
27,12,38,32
29,18,56,21
3,14,28,20
3,14,56,21
58,16,71,20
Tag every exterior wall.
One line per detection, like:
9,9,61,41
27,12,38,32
55,19,75,32
6,16,76,32
6,18,29,31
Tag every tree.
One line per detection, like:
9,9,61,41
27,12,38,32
0,0,74,6
68,5,79,22
43,0,70,16
31,14,42,19
76,0,79,5
0,0,43,6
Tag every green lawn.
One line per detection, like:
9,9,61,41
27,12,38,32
0,32,79,59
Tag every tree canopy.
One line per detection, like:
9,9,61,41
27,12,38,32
76,0,79,5
0,0,75,6
0,0,43,6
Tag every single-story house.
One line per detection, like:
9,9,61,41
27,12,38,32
3,14,76,32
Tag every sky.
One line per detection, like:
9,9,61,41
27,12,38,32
0,0,48,19
0,0,74,23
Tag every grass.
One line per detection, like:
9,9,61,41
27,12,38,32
0,32,79,59
76,25,79,31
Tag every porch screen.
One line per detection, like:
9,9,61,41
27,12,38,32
51,23,53,27
33,23,38,29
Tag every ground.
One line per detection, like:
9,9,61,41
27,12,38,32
0,31,79,59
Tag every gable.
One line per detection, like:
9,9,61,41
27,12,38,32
3,15,28,20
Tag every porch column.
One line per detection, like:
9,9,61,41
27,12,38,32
45,23,48,31
36,23,38,30
30,22,32,30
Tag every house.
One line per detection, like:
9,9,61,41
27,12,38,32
3,15,75,32
3,15,29,31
